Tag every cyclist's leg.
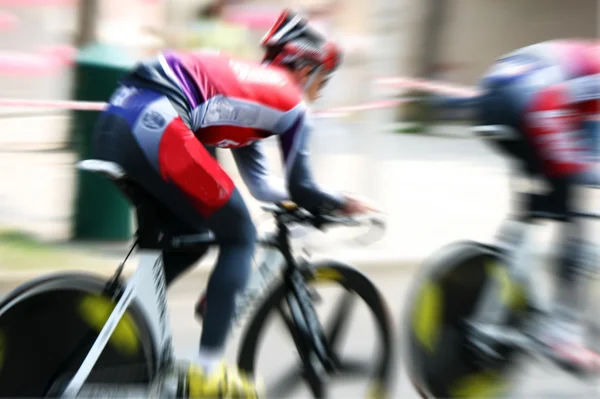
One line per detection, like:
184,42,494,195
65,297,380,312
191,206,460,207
161,213,211,287
156,115,256,371
158,147,219,287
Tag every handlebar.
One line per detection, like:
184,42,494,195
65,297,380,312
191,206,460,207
524,210,600,221
471,125,519,141
168,201,387,250
260,201,387,231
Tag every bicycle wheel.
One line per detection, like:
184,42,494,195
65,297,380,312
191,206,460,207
237,260,395,399
0,272,157,397
402,240,531,398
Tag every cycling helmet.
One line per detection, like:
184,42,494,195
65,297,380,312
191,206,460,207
261,9,342,88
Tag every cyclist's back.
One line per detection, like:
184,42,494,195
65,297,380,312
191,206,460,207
477,39,599,184
119,50,306,148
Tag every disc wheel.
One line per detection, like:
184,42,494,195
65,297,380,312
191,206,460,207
402,241,531,398
0,272,157,398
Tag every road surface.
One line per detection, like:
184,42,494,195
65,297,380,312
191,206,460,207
0,267,598,398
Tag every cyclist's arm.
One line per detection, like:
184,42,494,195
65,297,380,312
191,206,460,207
278,113,345,213
231,140,289,202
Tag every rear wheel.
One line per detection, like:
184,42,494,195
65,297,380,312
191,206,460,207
0,272,157,398
402,241,531,398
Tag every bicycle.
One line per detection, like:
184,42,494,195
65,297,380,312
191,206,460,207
0,159,395,398
401,153,600,396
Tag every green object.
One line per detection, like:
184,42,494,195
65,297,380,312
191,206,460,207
71,43,134,241
395,90,434,134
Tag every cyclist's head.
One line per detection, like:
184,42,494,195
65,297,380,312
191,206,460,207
261,8,343,102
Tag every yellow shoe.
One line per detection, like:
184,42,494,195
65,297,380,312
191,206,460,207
182,362,264,399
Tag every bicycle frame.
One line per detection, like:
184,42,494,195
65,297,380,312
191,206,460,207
469,217,541,325
274,216,338,373
466,209,600,366
470,165,600,325
59,248,174,398
56,225,314,397
473,207,600,322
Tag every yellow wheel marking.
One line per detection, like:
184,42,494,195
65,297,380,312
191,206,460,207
412,280,442,353
78,294,140,356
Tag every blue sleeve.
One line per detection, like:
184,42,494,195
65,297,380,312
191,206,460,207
231,141,289,202
278,114,345,213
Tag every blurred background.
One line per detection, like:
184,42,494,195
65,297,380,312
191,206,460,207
0,0,598,397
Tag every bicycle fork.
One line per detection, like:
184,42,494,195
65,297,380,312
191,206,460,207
283,270,338,393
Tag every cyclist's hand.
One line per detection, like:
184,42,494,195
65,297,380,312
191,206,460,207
340,193,378,215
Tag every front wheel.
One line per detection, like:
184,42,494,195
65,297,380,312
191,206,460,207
237,260,395,399
0,272,157,397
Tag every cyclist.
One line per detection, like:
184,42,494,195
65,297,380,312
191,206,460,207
91,8,373,398
473,39,599,371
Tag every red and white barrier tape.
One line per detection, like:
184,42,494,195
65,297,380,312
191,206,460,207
375,76,480,98
314,99,406,118
0,98,407,118
0,98,106,111
0,76,474,117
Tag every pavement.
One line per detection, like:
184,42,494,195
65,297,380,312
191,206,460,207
0,268,598,398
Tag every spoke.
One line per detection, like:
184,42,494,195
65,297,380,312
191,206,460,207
277,302,311,363
303,355,328,399
298,295,337,372
325,291,356,353
265,366,304,398
338,357,372,377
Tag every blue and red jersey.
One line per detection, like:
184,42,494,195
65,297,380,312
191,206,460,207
479,40,599,184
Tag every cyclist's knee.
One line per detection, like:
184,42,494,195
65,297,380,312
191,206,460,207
210,189,257,246
206,189,256,290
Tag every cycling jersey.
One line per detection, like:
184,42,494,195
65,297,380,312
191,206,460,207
478,39,599,185
117,49,344,214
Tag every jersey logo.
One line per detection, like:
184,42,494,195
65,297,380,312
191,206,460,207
229,60,286,87
202,96,259,127
534,131,584,163
141,110,167,130
215,138,259,148
110,86,137,107
528,110,577,131
216,139,240,148
204,97,236,125
569,74,600,102
528,110,585,163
